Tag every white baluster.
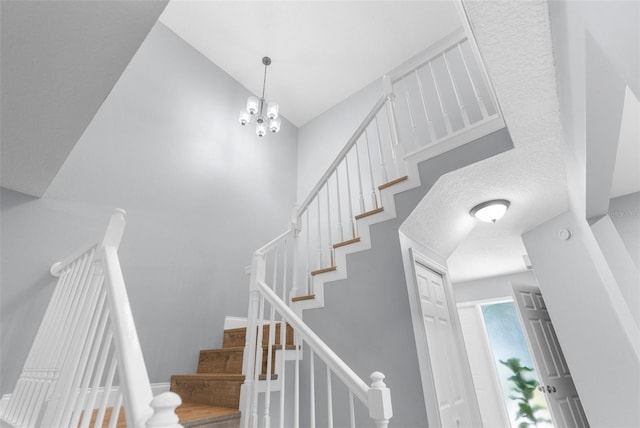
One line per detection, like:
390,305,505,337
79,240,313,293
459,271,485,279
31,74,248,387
415,68,438,144
343,153,356,239
80,330,113,428
251,295,266,428
401,77,417,132
310,350,316,428
278,316,287,428
335,166,344,243
363,129,379,209
294,333,300,428
94,356,118,428
373,116,389,185
146,392,183,428
316,197,323,269
305,210,311,294
354,139,366,214
429,59,453,135
368,372,393,428
349,391,356,428
108,392,123,428
457,41,489,119
326,184,333,266
326,367,333,428
442,49,470,127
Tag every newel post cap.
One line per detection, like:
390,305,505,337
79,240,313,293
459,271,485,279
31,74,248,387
368,371,393,422
146,392,183,428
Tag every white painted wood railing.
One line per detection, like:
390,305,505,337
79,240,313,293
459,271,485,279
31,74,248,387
242,239,392,428
0,210,182,428
242,29,501,427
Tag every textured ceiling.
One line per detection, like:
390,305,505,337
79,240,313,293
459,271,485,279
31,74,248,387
401,0,569,283
159,0,460,126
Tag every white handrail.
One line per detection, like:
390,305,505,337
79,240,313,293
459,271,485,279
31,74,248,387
257,280,369,404
297,96,388,216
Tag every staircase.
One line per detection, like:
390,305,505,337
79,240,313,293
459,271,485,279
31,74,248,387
169,325,294,427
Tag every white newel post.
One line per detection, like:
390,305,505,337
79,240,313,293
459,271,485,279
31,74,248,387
368,372,393,428
146,392,183,428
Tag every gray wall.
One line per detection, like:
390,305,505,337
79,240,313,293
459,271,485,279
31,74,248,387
610,192,640,270
0,22,298,395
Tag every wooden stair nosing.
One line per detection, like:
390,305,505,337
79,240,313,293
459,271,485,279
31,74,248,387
310,265,337,276
333,237,361,249
378,175,409,191
291,294,316,302
355,207,384,220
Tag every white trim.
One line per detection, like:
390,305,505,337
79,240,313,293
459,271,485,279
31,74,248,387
224,316,248,330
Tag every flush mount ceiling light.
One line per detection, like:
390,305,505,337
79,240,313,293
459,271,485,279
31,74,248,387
238,56,281,137
470,199,510,223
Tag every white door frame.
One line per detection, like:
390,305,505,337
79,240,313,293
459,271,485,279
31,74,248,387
403,247,483,427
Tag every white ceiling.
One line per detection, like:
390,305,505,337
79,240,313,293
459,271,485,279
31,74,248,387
159,0,461,126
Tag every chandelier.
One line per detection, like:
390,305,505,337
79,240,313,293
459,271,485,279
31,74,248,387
239,56,281,137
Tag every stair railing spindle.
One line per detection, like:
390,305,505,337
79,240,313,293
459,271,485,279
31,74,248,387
327,367,334,428
263,298,277,427
278,315,287,428
373,116,388,185
343,153,356,239
326,183,334,267
294,333,300,428
60,287,107,427
316,196,323,270
310,349,316,428
335,165,344,243
108,392,123,428
305,211,311,295
349,391,356,428
429,59,453,135
80,329,113,428
250,294,266,428
442,49,470,127
415,69,438,144
363,129,379,210
383,75,405,178
94,355,118,428
354,139,366,214
51,268,104,428
70,294,110,428
457,41,489,119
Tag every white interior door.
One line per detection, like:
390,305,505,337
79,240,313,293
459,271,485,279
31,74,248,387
415,261,474,427
512,284,589,427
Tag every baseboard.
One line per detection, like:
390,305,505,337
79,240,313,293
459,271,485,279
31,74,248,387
0,382,171,416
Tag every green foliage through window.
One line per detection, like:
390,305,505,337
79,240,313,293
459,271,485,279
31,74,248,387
500,358,551,428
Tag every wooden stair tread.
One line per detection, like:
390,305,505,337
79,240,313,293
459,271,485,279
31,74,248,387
333,237,361,249
310,265,337,276
355,207,384,220
378,175,409,190
178,403,241,428
172,373,245,381
83,404,240,428
291,294,316,302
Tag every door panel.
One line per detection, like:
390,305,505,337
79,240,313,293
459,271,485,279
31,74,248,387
512,284,589,428
416,262,473,427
